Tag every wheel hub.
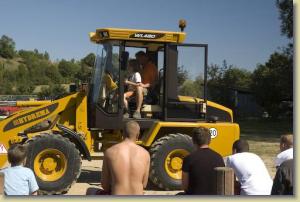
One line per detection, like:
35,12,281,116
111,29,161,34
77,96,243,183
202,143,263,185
42,157,57,172
170,157,183,170
34,149,67,182
164,149,189,180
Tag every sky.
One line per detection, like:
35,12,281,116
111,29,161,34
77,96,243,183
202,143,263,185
0,0,290,71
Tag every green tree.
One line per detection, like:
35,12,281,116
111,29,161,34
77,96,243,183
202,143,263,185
45,65,62,83
44,51,50,60
0,35,16,59
207,61,252,108
251,51,292,117
38,84,68,100
276,0,293,38
179,75,204,98
177,65,188,86
75,64,92,83
81,53,96,67
58,59,80,82
75,53,95,82
249,0,293,118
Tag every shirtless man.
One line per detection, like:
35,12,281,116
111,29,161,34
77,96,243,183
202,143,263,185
101,121,150,195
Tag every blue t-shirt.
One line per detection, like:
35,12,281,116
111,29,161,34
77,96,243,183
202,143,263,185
1,166,39,195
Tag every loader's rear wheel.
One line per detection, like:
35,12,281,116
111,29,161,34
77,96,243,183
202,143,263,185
25,134,81,194
149,134,194,190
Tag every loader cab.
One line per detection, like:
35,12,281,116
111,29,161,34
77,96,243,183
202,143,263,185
88,28,208,129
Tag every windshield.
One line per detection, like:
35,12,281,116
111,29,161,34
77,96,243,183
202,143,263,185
90,41,120,113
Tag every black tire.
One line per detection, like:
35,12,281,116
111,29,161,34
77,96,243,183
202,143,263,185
149,133,194,190
25,133,81,194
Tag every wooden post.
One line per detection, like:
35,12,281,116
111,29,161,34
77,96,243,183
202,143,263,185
0,172,4,195
214,167,234,195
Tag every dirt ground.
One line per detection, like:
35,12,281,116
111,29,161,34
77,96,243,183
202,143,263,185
66,140,279,195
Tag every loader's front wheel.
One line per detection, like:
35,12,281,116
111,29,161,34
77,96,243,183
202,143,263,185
149,134,195,190
25,134,81,194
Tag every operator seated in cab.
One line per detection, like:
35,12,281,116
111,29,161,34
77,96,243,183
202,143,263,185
123,59,142,118
132,51,158,119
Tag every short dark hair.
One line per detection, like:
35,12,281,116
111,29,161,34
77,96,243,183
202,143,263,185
123,121,140,139
128,59,140,72
232,139,249,153
7,144,27,166
280,134,293,148
135,51,147,58
192,127,211,146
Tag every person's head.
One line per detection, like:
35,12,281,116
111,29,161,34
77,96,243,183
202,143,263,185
232,139,249,154
135,51,149,66
128,59,140,73
123,121,140,141
7,144,27,166
192,127,211,147
280,134,293,152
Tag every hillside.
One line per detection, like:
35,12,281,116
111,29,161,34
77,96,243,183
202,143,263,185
0,35,95,99
0,56,23,71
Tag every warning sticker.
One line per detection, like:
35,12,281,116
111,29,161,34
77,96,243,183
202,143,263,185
0,144,8,154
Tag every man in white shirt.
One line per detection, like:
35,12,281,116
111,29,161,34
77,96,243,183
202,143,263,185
226,139,273,195
275,134,293,168
123,59,142,118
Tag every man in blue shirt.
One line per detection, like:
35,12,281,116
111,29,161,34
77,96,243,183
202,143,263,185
1,144,39,195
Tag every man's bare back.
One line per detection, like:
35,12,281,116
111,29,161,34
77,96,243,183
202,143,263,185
101,139,150,195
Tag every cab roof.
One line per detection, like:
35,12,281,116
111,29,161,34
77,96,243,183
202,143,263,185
89,28,186,44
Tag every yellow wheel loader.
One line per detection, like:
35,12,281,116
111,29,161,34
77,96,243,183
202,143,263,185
0,23,239,194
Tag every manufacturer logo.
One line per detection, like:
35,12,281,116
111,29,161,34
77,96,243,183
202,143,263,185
209,128,218,139
3,103,58,132
130,33,165,39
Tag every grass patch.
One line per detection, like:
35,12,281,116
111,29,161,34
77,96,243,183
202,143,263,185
236,118,293,177
238,118,293,142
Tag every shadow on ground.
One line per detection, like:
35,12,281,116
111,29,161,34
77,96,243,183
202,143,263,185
145,179,164,191
77,169,163,191
78,169,101,184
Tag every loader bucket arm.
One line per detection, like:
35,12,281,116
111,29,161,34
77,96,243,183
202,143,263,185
0,92,81,168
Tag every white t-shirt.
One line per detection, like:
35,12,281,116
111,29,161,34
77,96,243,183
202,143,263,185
275,148,293,167
127,72,141,91
226,152,273,195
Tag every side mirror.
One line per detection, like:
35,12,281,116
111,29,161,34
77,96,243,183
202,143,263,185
120,51,129,71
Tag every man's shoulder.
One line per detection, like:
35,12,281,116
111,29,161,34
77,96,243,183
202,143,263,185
188,148,221,159
134,72,141,76
105,142,149,156
200,148,223,158
229,152,251,158
146,62,157,70
105,143,122,154
207,148,223,156
133,144,150,158
229,152,262,163
277,148,293,158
